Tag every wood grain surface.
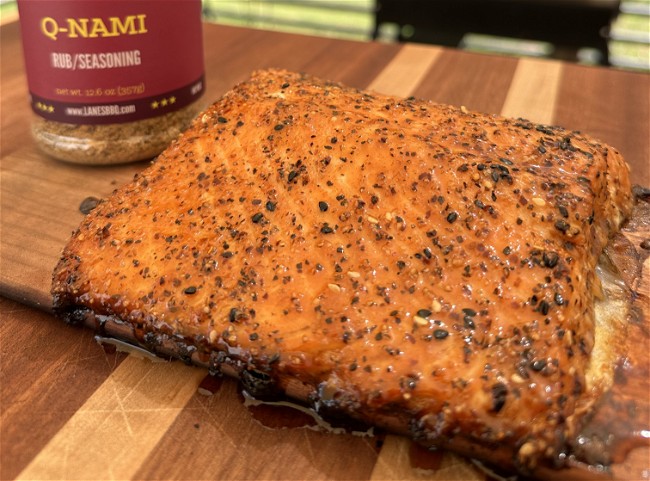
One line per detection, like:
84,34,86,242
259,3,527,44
1,22,649,481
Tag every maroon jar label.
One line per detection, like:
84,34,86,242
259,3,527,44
17,0,205,125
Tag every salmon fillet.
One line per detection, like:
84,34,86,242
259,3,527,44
52,69,635,475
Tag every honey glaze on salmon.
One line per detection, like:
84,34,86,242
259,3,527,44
52,69,635,475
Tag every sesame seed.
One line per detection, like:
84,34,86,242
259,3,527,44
433,329,449,339
532,197,546,207
347,271,361,278
209,330,218,343
511,373,525,384
413,316,429,326
531,359,547,371
328,283,341,293
519,442,535,457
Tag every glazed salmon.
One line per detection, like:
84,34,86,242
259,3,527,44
52,69,635,475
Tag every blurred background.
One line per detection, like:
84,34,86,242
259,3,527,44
1,0,648,71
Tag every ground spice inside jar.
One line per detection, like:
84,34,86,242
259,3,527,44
32,106,201,165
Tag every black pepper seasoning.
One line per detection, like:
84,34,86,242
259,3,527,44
555,220,570,233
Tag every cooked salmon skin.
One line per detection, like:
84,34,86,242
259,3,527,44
52,69,635,475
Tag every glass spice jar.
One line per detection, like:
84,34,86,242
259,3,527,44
17,0,205,165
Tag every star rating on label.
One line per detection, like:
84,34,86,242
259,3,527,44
35,101,54,113
151,96,177,110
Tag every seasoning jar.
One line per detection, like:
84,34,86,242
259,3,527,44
17,0,205,165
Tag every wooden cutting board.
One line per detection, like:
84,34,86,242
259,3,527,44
1,22,649,481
